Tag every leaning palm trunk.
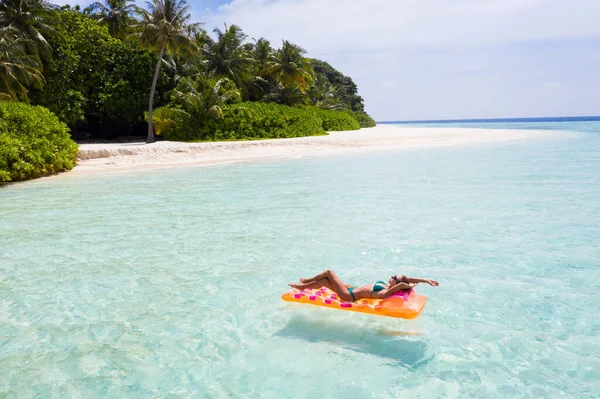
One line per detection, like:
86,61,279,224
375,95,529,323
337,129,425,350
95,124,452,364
146,42,166,143
135,0,198,143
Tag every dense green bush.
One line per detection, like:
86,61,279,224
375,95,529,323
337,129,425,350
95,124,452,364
163,102,329,141
0,101,78,182
150,107,193,138
345,110,377,128
312,108,360,131
160,103,369,142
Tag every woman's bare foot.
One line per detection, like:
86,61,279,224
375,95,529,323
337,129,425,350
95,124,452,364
300,278,310,283
289,283,305,290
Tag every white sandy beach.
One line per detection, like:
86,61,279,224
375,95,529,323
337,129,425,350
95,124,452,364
72,125,547,174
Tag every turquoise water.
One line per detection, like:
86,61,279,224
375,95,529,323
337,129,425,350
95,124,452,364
1,123,600,398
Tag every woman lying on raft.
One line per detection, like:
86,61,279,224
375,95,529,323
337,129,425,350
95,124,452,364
289,270,439,302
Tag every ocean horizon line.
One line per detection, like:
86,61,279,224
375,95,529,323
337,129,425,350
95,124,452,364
378,115,600,124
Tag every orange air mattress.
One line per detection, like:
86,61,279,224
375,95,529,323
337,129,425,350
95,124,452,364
281,287,427,319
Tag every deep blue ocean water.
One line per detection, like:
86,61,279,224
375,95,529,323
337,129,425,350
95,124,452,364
380,115,600,127
380,116,600,135
1,119,599,398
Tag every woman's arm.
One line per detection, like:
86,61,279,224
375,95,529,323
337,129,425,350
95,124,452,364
407,277,439,286
373,282,416,299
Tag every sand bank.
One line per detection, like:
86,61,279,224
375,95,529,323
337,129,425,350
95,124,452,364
72,125,547,174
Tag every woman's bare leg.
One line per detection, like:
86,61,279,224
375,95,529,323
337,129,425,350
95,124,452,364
289,278,332,291
322,270,354,301
299,270,335,284
290,270,353,301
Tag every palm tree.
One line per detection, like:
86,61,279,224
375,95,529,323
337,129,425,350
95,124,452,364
265,40,313,92
89,0,135,39
265,84,308,106
188,25,213,49
168,75,240,120
0,27,45,102
162,53,196,87
203,24,255,96
308,75,344,110
134,0,198,143
163,25,210,84
252,37,272,75
0,0,56,59
240,38,273,101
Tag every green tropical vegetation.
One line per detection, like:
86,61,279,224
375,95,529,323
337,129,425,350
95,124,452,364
0,0,56,60
155,102,361,142
0,101,78,182
0,0,376,180
0,26,45,102
89,0,135,39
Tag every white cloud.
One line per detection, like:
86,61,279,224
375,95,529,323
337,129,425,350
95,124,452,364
203,0,600,53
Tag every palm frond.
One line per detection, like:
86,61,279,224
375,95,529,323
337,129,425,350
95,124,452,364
0,26,45,102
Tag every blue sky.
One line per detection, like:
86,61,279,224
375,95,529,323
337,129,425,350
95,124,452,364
53,0,600,121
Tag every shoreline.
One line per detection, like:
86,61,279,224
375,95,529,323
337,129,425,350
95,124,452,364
70,126,549,175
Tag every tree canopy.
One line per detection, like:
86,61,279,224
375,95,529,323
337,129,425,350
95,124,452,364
0,0,375,140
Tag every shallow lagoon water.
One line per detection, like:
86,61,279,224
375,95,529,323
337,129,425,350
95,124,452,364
1,125,599,398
